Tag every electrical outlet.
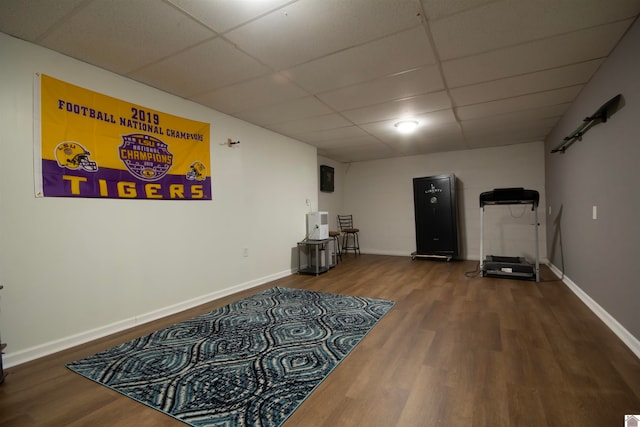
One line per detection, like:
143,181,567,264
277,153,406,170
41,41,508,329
242,248,248,257
305,199,311,206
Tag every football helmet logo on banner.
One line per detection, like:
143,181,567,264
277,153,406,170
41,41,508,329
55,141,98,172
186,161,207,181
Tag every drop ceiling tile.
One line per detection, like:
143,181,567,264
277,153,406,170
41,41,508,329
463,119,556,148
233,96,334,126
0,0,86,40
462,103,570,127
460,114,564,146
442,20,632,87
318,66,444,112
312,135,383,150
320,142,399,163
291,126,370,144
129,38,271,98
378,123,464,148
431,0,640,60
192,73,308,113
316,149,338,160
450,60,603,107
456,86,582,120
462,116,558,139
360,114,462,150
360,109,458,138
399,135,469,155
2,0,636,164
224,0,422,69
420,0,496,21
168,0,291,32
464,136,534,149
39,0,215,74
341,91,452,124
265,113,352,135
283,26,436,94
369,122,465,155
464,132,549,149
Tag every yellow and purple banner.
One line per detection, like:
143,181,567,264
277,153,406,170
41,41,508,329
35,74,211,200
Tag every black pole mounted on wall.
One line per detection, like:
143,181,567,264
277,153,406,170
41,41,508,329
551,94,622,154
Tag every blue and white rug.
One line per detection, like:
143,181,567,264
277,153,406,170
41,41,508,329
67,286,395,427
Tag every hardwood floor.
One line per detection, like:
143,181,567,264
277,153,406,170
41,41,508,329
1,255,639,426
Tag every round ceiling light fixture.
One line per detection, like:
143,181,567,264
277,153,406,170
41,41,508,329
394,120,419,134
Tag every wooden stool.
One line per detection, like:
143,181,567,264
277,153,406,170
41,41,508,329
337,215,360,255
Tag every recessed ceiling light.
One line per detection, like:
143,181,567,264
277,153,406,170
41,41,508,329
394,120,419,134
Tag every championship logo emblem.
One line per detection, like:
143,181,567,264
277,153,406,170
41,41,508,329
55,141,98,172
118,133,173,181
186,161,207,181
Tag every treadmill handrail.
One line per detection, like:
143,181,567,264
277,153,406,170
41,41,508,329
479,188,539,209
478,187,540,282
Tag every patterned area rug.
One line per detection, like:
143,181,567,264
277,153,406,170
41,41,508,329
67,287,395,427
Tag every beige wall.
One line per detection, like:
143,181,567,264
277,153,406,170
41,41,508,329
0,33,317,366
341,141,547,260
544,18,640,347
317,156,347,231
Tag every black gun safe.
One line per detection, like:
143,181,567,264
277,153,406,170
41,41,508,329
411,174,460,261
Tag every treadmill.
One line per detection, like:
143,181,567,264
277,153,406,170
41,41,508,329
479,188,540,282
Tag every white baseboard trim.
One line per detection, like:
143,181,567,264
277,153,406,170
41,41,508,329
360,249,413,257
547,262,640,360
4,269,294,368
